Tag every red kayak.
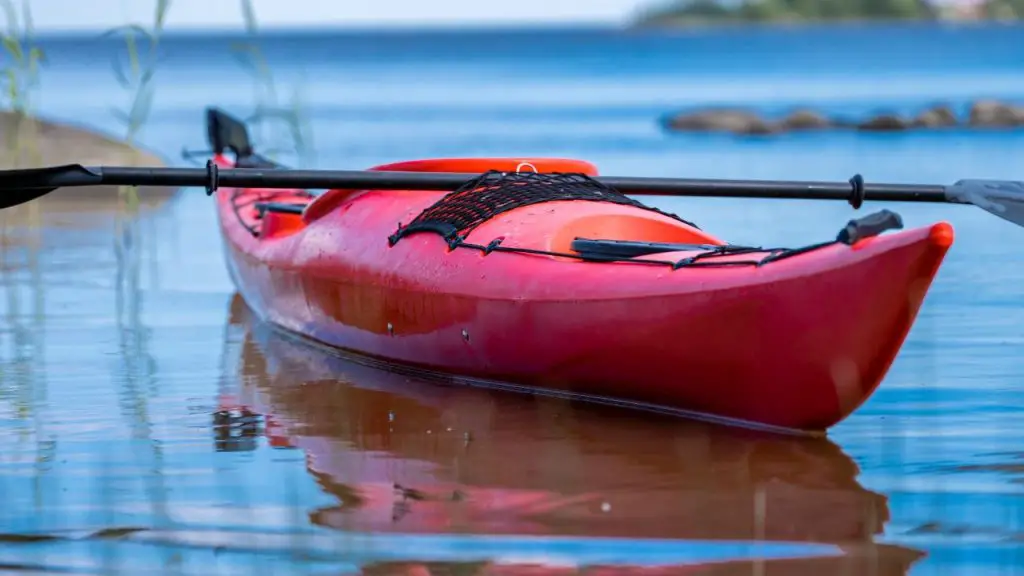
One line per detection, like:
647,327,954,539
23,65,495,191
208,109,952,433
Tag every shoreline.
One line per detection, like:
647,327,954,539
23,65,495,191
630,16,1022,31
20,18,1024,40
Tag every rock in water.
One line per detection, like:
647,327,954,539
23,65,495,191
0,110,174,206
968,100,1024,127
780,109,833,130
663,108,780,135
663,99,1024,135
856,114,912,131
913,104,958,128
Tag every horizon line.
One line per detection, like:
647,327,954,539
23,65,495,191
23,16,1023,38
28,19,624,35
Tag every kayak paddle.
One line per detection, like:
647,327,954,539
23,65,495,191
1,161,1023,229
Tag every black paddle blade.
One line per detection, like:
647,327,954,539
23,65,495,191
945,179,1024,229
0,164,104,209
0,187,59,210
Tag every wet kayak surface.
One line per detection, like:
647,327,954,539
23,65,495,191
3,23,1024,575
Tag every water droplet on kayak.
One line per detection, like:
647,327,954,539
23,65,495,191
388,411,395,422
387,322,394,335
601,502,611,512
461,329,470,342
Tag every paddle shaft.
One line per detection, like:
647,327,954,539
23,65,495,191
3,164,952,203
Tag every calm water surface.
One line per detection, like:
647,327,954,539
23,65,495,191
2,23,1024,574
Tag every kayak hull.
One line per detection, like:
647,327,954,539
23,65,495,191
214,155,952,433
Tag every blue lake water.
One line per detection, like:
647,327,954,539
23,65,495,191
2,21,1024,574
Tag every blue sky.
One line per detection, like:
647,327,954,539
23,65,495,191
26,0,653,31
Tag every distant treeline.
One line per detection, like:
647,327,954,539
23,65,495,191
635,0,1024,25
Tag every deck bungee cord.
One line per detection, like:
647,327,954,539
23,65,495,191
386,168,703,238
380,168,903,268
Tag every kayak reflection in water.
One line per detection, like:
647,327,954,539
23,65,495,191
214,294,925,575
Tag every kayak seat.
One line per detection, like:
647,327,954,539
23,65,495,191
256,203,307,239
